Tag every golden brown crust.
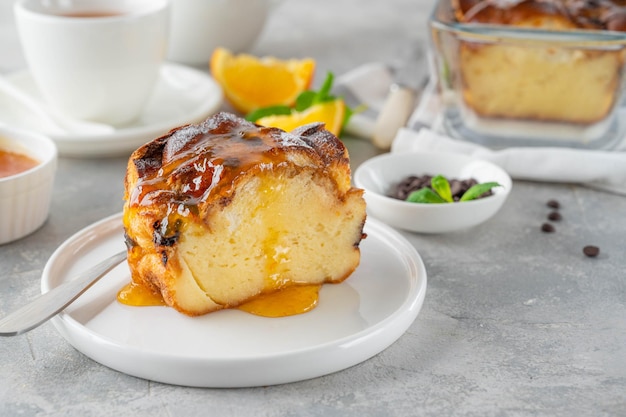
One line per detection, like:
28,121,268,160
125,113,349,213
453,0,626,31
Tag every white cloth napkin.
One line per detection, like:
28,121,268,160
392,127,626,196
335,62,394,140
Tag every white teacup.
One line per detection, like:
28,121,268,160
14,0,170,127
167,0,280,66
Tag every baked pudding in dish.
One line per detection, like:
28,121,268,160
121,112,367,316
455,0,626,124
430,0,626,147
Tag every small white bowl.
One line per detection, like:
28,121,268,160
354,151,512,233
0,126,57,245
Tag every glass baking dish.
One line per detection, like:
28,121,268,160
428,0,626,149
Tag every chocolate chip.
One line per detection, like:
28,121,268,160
583,245,600,257
547,211,562,221
449,179,463,197
541,223,555,233
546,199,560,209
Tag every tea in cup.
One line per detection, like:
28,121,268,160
14,0,170,126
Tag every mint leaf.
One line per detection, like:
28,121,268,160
246,105,292,122
460,182,501,202
295,91,316,111
245,71,355,136
406,188,448,204
431,175,453,203
296,72,335,111
315,72,334,102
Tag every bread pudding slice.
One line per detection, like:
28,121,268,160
122,112,366,316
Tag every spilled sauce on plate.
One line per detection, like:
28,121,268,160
117,283,321,318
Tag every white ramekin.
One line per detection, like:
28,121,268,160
0,125,57,245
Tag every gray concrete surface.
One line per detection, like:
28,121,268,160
1,0,625,416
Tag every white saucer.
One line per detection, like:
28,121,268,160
2,63,223,157
41,213,427,388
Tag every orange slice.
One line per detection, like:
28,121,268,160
210,47,316,114
255,99,346,136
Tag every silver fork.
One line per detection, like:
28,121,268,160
0,251,127,336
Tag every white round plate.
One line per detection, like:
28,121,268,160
41,213,427,388
3,63,223,157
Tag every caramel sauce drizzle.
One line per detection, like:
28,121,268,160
237,284,321,318
117,283,321,318
128,119,307,212
117,282,166,307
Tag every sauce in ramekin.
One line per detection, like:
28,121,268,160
0,149,39,178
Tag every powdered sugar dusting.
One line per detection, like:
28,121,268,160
276,130,313,149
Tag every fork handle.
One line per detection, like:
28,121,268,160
0,251,127,336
